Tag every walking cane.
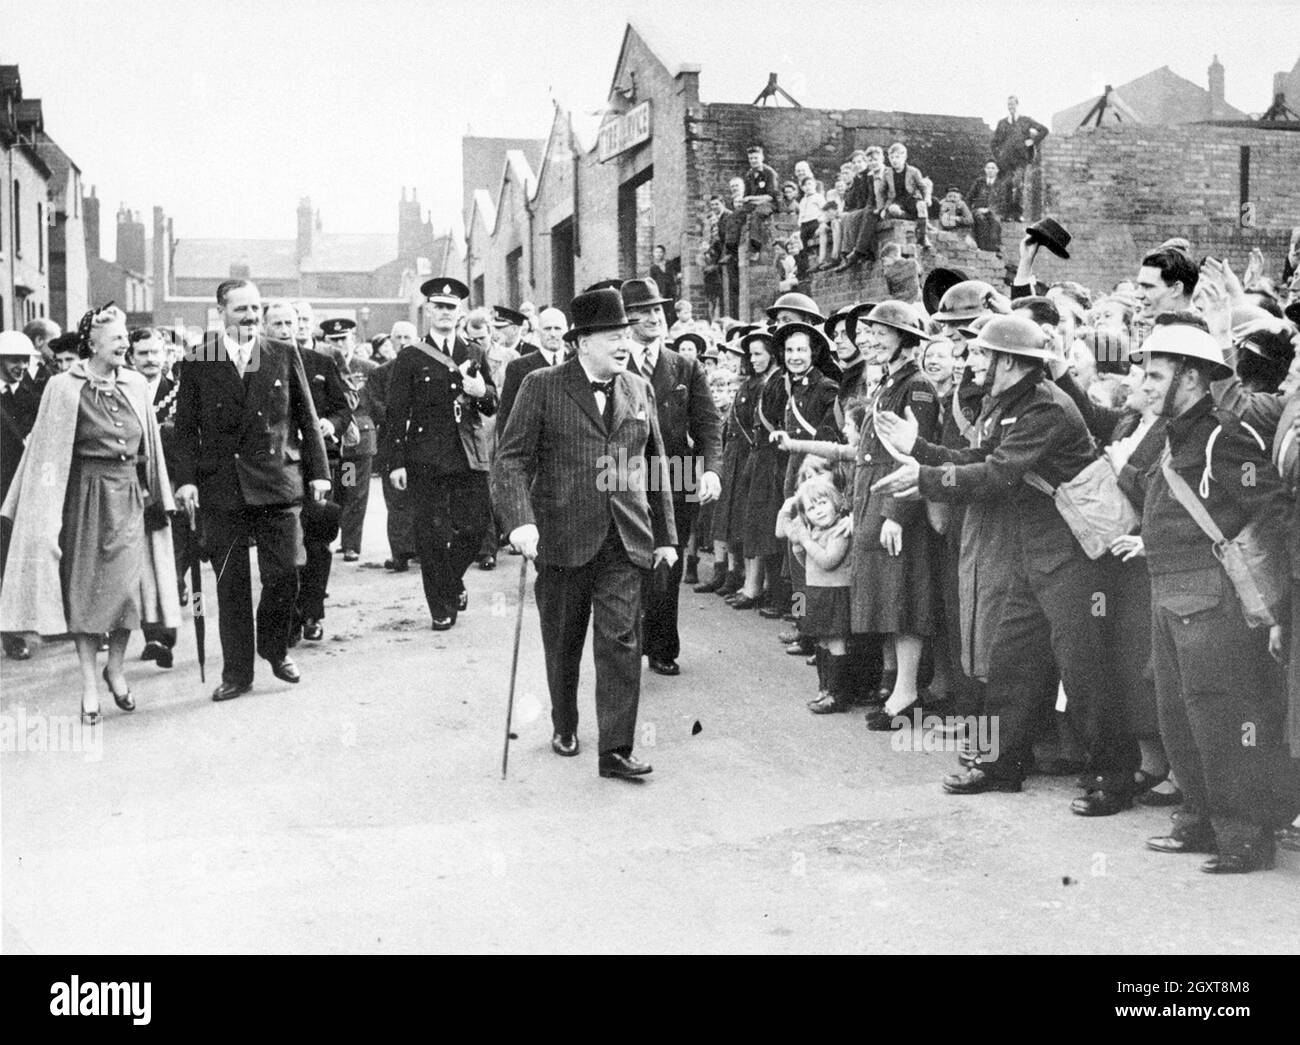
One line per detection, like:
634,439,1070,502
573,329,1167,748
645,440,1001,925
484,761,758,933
186,504,206,683
501,554,529,779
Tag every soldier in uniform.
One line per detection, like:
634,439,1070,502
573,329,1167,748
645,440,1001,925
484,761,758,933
872,314,1138,809
278,304,353,644
385,278,496,630
619,278,722,676
1130,323,1296,873
369,321,420,571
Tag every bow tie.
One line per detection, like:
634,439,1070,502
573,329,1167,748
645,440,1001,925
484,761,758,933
590,379,615,397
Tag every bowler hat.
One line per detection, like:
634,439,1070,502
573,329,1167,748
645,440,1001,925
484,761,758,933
585,278,624,292
922,268,969,315
563,288,631,343
1025,217,1071,260
490,305,527,327
620,278,672,311
421,277,469,303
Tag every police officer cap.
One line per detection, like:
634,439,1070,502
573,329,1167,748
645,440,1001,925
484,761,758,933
320,318,357,338
491,305,527,328
1131,324,1232,380
0,331,35,357
421,277,470,303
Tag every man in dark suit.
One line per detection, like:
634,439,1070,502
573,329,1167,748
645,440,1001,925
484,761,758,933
620,278,723,676
285,306,354,643
385,277,497,630
173,280,331,701
492,288,677,779
990,96,1049,221
0,331,43,660
368,320,419,570
321,318,376,563
497,306,570,430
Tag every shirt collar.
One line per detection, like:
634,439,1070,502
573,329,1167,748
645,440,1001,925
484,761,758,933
223,332,251,357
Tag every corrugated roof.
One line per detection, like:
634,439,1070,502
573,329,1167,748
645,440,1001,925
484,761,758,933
173,238,299,280
300,233,398,273
1053,65,1247,132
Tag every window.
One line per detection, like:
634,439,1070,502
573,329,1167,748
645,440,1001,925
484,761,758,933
13,180,20,257
506,247,523,308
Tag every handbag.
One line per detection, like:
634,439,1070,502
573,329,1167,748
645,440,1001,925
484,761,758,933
1158,439,1286,629
1022,456,1137,560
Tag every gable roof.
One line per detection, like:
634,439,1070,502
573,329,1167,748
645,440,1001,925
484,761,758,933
1053,65,1247,132
35,132,79,211
490,151,536,236
300,233,398,273
462,135,544,229
468,189,496,240
608,22,699,101
173,238,299,280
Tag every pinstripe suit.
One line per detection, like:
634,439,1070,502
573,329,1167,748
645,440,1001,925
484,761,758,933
491,357,676,754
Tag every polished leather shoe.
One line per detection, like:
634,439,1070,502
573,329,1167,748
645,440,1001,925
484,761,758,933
383,558,410,572
270,657,301,684
3,637,31,660
808,693,851,714
865,706,914,731
599,751,652,779
302,618,324,642
430,615,455,631
457,590,469,611
551,733,580,757
1071,790,1133,817
1145,832,1216,855
757,605,784,619
102,667,135,712
683,562,699,585
477,554,496,571
693,575,725,593
1201,845,1275,874
731,594,760,610
342,550,359,562
212,680,252,702
141,640,173,668
648,657,680,676
1136,785,1184,808
942,767,1022,794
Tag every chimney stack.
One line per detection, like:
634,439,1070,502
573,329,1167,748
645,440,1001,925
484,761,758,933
83,185,101,259
297,196,314,262
1208,55,1226,118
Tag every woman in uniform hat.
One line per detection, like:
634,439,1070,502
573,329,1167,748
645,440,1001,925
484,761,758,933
731,330,789,610
0,305,180,723
848,302,943,728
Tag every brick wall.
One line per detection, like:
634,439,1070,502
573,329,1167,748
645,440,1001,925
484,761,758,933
1034,125,1300,292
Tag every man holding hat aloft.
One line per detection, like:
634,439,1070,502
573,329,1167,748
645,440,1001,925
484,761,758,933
385,277,497,631
872,313,1138,807
491,287,677,778
1128,322,1296,873
620,277,723,677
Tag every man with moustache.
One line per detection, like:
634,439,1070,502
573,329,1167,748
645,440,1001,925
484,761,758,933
620,278,723,676
368,320,420,571
491,288,677,777
385,278,496,631
173,281,331,701
498,306,570,429
279,304,353,643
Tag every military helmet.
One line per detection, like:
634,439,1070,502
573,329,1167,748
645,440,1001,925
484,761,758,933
1131,324,1232,380
0,331,36,358
932,280,997,322
853,300,934,343
1233,317,1296,369
765,291,824,324
971,314,1055,361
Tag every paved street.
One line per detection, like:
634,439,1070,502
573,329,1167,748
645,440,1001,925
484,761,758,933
2,480,1297,954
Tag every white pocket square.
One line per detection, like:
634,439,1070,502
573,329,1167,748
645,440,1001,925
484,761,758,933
273,379,283,387
636,409,647,420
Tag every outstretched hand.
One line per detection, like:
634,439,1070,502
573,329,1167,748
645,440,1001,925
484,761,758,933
874,406,919,457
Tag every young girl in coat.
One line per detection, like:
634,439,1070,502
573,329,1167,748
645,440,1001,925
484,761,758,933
785,473,854,713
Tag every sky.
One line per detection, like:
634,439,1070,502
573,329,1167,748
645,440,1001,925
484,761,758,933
3,0,1297,259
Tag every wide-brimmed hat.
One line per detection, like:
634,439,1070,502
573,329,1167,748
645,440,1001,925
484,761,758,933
774,321,832,373
620,278,673,311
1025,217,1071,260
563,288,631,343
671,332,708,355
420,277,470,304
739,329,782,368
765,291,824,324
922,267,970,315
972,314,1056,362
823,305,857,339
0,331,35,357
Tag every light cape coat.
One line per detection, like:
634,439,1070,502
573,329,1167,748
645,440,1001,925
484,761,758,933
0,364,181,636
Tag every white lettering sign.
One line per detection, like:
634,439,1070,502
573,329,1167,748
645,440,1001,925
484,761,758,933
598,101,652,162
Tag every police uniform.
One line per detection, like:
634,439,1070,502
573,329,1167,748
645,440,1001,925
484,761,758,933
383,279,496,627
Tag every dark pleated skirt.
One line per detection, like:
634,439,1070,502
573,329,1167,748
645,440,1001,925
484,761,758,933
60,457,145,633
742,445,788,559
803,585,851,638
714,437,753,545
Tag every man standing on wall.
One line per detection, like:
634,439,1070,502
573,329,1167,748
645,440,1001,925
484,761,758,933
991,95,1049,222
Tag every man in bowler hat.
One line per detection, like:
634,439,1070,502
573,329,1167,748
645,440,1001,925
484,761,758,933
491,288,677,779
